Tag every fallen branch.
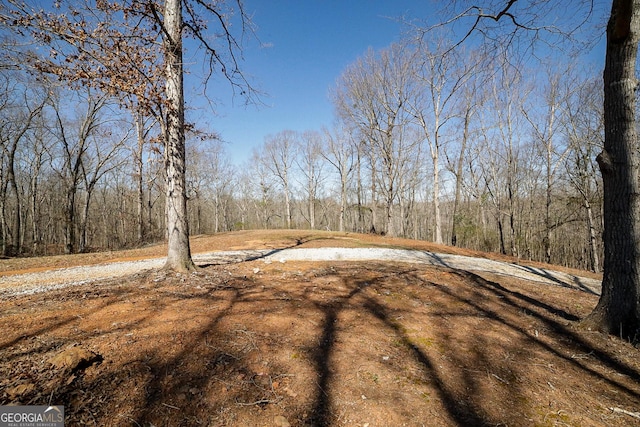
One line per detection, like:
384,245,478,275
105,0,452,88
235,398,277,406
161,403,180,410
611,407,640,420
491,373,509,384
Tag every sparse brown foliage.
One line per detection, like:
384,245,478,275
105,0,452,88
0,0,254,271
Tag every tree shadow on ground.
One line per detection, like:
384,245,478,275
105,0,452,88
1,262,639,426
457,270,640,393
361,294,496,426
196,235,311,268
513,264,600,295
302,278,371,426
299,264,640,426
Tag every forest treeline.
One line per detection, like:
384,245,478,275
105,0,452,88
0,37,603,271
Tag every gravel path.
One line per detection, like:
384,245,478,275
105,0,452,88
0,248,601,298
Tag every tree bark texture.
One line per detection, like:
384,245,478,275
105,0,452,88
135,111,145,244
163,0,195,271
585,198,600,273
6,148,21,255
586,0,640,339
451,107,471,246
64,185,76,254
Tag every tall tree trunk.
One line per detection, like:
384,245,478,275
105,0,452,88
479,201,488,250
385,170,395,237
163,0,195,271
585,0,640,339
196,195,202,234
385,197,394,237
412,189,419,240
356,145,364,232
147,185,154,239
30,169,40,255
284,179,292,229
135,111,145,243
370,153,378,234
78,181,99,253
584,197,600,273
64,185,76,254
79,191,91,253
451,107,471,246
309,188,315,230
507,162,518,258
544,171,552,263
3,101,43,256
432,134,443,245
6,160,20,256
542,176,551,264
214,192,220,233
0,172,7,256
399,192,406,237
339,173,347,232
497,213,506,256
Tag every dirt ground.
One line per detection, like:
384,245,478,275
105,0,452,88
0,230,639,427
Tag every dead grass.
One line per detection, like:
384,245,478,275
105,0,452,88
0,230,637,427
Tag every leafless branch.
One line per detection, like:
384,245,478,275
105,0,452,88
416,0,597,58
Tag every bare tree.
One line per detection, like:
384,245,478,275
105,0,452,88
78,119,129,252
476,63,529,257
562,76,603,272
321,126,355,232
353,138,369,233
407,38,474,244
333,44,418,237
248,149,278,229
262,130,297,229
296,130,324,229
522,64,573,264
48,91,107,254
446,71,480,247
187,140,233,233
0,73,47,255
24,108,52,255
0,0,255,271
395,125,425,239
129,105,160,244
428,0,640,338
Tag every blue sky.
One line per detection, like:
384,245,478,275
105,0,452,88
186,0,435,164
185,0,607,165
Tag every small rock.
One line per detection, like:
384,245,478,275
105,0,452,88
273,415,290,427
47,346,102,371
284,387,298,398
253,267,260,274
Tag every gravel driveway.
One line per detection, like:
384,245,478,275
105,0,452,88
0,248,601,298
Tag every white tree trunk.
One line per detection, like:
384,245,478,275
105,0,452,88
432,146,442,244
135,111,145,243
163,0,195,271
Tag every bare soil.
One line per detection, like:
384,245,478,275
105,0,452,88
0,230,638,427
